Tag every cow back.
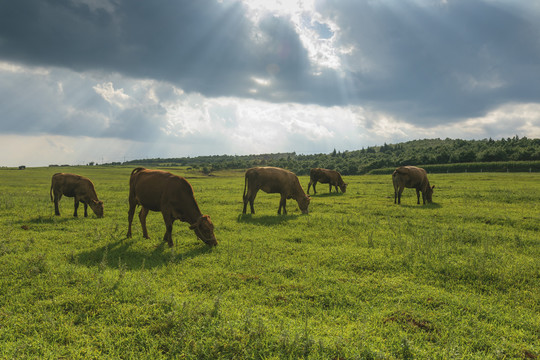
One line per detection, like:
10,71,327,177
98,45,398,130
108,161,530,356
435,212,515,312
393,166,429,189
311,168,345,186
52,173,97,199
247,167,299,195
130,168,198,214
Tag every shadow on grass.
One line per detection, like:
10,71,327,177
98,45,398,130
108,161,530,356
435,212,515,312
397,202,442,209
308,192,345,198
237,213,300,226
16,215,84,225
74,237,213,270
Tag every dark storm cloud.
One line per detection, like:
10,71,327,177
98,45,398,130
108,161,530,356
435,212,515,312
0,0,257,94
0,0,313,100
0,0,539,126
317,0,540,123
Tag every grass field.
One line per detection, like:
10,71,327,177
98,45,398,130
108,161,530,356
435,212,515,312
0,166,538,359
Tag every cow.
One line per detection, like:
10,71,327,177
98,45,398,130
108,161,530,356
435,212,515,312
392,166,435,205
50,173,104,217
307,168,348,194
126,167,217,247
243,166,310,215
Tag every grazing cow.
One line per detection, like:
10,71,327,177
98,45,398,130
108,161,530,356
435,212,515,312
392,166,435,205
126,167,217,247
243,166,310,215
50,173,104,217
307,168,348,194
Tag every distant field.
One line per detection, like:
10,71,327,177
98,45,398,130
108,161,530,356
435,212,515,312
0,166,538,359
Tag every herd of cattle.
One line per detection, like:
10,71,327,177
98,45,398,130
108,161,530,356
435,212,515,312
49,166,434,247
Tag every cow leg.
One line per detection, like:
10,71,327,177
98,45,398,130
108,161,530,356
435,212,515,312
278,195,287,215
421,190,426,205
161,212,174,247
307,181,312,194
127,200,136,238
83,202,88,217
73,198,79,217
249,195,256,214
242,191,249,214
397,186,404,204
53,192,61,216
416,189,421,204
246,189,257,214
139,206,150,239
243,187,257,214
312,182,317,194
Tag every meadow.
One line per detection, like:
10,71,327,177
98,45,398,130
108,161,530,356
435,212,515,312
0,166,538,359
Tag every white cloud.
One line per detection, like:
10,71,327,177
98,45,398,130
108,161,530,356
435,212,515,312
93,82,133,109
434,103,540,139
0,61,50,76
241,0,344,72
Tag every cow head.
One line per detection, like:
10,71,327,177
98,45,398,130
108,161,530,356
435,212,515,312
339,183,348,193
89,200,104,218
298,194,311,214
425,185,435,203
190,215,218,246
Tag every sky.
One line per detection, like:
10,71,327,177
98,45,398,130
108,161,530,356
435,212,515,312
1,0,539,167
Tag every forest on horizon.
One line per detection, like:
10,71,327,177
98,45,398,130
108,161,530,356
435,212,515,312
117,137,540,175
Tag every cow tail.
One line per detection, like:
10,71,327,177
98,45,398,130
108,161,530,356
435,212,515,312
392,170,399,191
131,167,145,177
243,173,248,201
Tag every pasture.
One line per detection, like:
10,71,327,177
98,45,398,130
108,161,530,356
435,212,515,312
0,166,538,359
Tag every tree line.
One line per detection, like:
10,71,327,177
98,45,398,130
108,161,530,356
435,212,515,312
121,137,540,175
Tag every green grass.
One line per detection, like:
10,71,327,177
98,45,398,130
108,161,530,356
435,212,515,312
0,167,538,359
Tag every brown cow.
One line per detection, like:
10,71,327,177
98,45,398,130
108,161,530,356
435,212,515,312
392,166,435,205
50,173,104,217
126,167,217,247
307,168,348,194
243,166,310,215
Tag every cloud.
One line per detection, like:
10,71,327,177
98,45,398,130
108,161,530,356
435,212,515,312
93,82,133,109
0,0,539,166
2,0,539,115
317,0,540,121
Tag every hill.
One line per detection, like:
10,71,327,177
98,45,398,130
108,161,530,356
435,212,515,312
120,137,540,175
